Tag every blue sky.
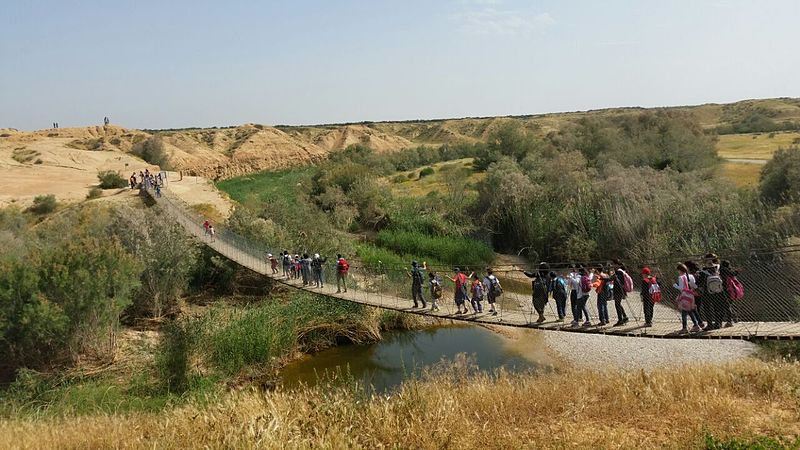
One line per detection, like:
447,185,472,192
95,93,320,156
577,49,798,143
2,0,798,130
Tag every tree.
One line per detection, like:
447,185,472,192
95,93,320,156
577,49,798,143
131,135,171,169
760,146,800,206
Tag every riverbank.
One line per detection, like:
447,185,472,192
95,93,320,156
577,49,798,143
3,359,797,449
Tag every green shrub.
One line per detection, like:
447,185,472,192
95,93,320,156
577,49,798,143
86,187,103,200
131,136,171,169
376,229,493,267
97,170,127,189
760,146,800,206
704,433,800,450
27,195,56,214
419,167,435,178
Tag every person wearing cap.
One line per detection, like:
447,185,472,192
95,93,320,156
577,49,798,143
697,253,724,330
282,251,291,279
408,261,427,308
450,267,474,315
268,253,278,274
640,267,658,327
522,262,551,323
311,253,327,288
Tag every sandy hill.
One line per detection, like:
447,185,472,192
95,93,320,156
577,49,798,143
2,97,799,206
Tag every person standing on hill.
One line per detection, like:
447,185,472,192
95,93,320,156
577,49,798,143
612,261,630,326
408,261,427,308
483,268,502,316
640,267,659,327
523,262,551,323
451,267,473,315
336,254,349,293
311,253,327,288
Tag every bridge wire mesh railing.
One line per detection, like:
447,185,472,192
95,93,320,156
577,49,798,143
145,186,800,338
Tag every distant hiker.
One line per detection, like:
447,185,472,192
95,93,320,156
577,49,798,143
409,261,427,308
593,266,612,326
612,261,631,326
336,254,349,293
203,220,210,236
640,267,660,327
683,260,705,328
311,253,326,288
282,251,291,279
208,225,215,242
154,184,161,197
429,272,442,312
675,263,701,334
268,253,279,274
104,116,109,126
523,262,551,323
483,268,502,316
450,267,473,315
550,271,568,322
293,255,302,280
470,273,484,313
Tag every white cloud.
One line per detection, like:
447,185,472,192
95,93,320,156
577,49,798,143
453,6,555,36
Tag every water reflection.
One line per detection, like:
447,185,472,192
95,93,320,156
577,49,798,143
280,325,542,393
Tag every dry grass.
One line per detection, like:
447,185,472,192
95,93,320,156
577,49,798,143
717,132,800,160
721,161,762,187
2,358,798,449
190,202,225,224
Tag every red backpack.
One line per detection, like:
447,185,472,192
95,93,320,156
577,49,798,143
337,259,350,273
580,275,592,293
726,276,744,300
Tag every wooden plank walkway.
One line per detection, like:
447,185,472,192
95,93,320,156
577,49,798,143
149,188,800,340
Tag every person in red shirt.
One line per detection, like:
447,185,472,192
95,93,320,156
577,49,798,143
450,267,474,315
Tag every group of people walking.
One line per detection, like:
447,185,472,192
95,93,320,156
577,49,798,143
271,251,351,293
405,253,744,334
132,168,167,197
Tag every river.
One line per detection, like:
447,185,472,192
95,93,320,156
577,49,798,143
280,325,551,393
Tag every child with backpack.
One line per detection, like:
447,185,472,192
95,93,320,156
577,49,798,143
550,271,568,322
268,253,278,274
640,267,660,327
483,268,502,316
675,263,701,334
311,254,326,288
612,261,631,326
282,251,291,279
336,254,349,293
470,273,484,314
594,266,612,326
569,266,593,327
523,262,551,323
429,272,442,312
697,253,725,330
720,260,742,327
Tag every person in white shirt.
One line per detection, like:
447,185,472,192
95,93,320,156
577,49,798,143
674,263,701,333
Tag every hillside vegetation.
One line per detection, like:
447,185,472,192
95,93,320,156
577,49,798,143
3,98,800,189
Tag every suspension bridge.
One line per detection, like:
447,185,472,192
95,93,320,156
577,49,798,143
145,185,800,340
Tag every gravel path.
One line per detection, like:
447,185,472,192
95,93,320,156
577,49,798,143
542,330,759,371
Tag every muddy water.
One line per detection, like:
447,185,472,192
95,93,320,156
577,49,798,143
280,325,551,393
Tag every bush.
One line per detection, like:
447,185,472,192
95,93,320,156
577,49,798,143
86,187,103,200
376,229,493,267
131,136,171,169
760,146,800,206
419,167,435,178
28,195,56,214
97,170,127,189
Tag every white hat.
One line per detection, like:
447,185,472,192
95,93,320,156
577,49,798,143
314,253,320,258
267,253,273,257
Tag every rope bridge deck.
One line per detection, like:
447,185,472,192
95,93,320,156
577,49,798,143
145,185,800,340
